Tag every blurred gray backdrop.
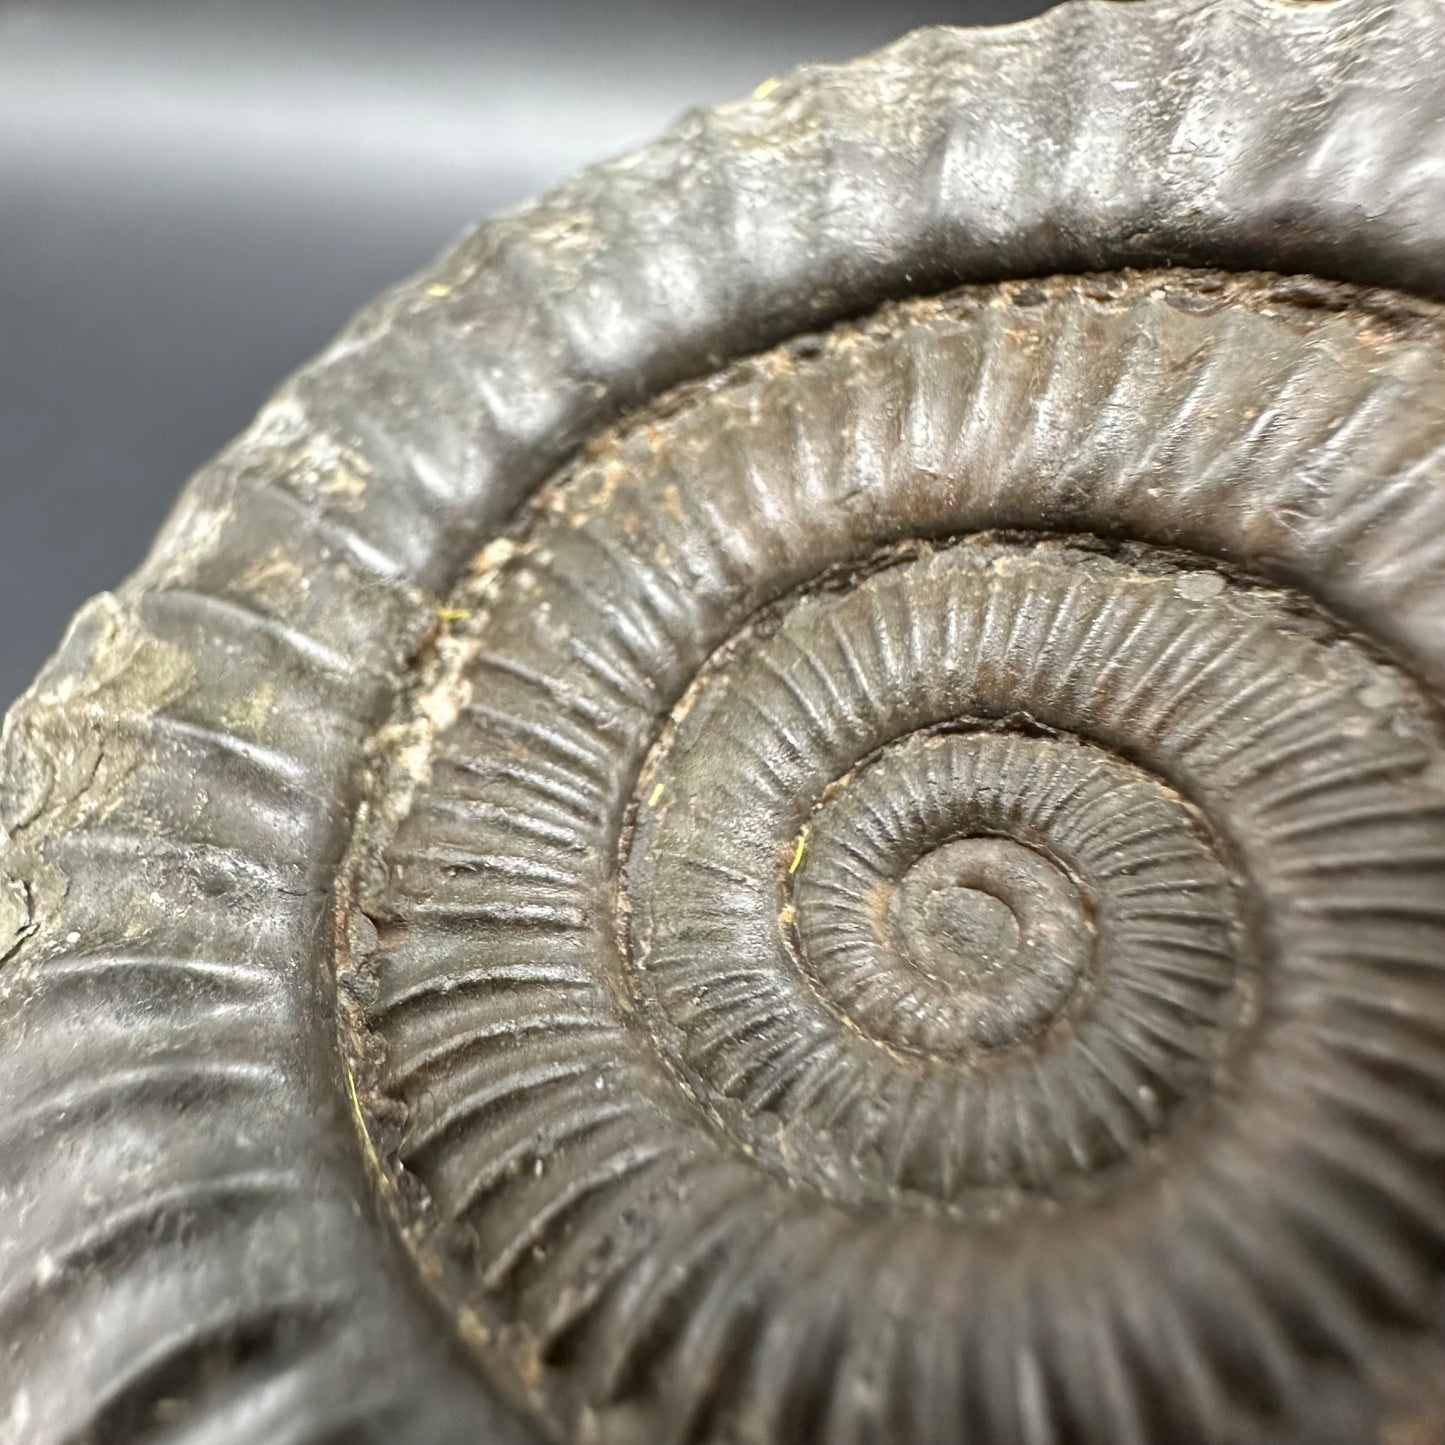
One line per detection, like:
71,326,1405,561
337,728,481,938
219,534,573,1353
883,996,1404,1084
0,0,1049,711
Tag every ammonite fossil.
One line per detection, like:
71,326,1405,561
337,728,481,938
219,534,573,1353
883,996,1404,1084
3,2,1445,1443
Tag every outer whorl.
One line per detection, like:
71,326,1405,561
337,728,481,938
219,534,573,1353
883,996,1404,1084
3,6,1445,1445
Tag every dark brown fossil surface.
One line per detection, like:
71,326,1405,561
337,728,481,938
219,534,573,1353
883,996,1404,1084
3,5,1445,1445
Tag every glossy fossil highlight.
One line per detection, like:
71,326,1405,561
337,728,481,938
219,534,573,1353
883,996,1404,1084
2,3,1444,1443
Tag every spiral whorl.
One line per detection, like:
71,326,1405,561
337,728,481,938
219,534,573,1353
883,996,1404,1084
4,3,1445,1439
353,273,1445,1445
625,546,1262,1208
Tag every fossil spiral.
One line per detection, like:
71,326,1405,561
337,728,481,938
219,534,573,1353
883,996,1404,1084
3,5,1445,1445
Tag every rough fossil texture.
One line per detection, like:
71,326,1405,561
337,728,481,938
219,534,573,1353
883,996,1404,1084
3,4,1445,1445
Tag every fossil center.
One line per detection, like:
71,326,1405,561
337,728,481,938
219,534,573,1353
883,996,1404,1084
890,835,1088,1049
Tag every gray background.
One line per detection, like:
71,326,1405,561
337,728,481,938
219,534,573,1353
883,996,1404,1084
0,0,1048,713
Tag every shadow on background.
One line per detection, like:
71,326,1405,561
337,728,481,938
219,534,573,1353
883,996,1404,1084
0,0,1050,710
